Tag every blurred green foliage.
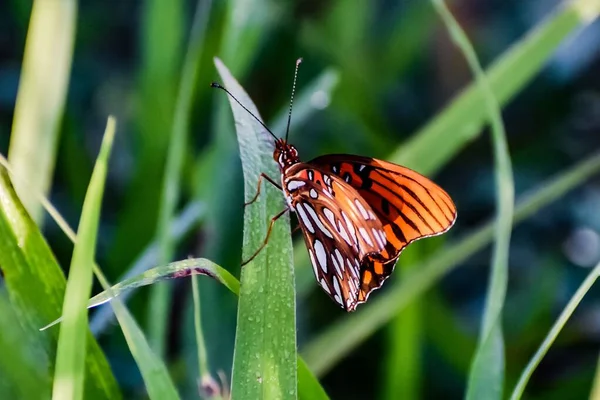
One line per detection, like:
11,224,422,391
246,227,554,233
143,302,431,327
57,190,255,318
1,0,600,399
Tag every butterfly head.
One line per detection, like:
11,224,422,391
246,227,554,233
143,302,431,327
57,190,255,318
274,138,299,171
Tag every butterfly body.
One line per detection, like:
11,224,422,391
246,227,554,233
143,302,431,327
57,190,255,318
273,138,456,311
212,63,456,312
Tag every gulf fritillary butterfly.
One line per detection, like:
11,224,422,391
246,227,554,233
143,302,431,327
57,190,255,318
212,59,457,311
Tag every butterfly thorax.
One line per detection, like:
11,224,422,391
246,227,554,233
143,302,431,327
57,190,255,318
273,139,300,172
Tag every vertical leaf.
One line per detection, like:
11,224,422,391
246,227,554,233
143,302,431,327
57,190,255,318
52,117,116,400
215,58,297,399
8,0,77,223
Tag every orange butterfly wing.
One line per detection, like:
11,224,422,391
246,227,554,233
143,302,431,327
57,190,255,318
310,154,457,303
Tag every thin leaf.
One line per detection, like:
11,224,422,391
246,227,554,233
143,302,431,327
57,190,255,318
148,0,212,356
52,117,115,400
431,1,515,399
7,0,76,223
0,168,119,399
215,58,297,400
39,257,328,399
510,260,600,399
294,0,600,300
302,151,600,376
389,0,600,175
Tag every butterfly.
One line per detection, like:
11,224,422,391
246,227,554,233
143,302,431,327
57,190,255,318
212,58,457,311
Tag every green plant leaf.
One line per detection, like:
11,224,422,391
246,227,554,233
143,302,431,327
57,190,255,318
302,151,600,376
7,0,76,223
148,0,212,357
431,1,515,399
51,117,116,400
389,0,600,175
40,257,327,399
215,57,297,400
509,260,600,400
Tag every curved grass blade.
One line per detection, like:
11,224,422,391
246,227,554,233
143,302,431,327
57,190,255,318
302,151,600,376
215,57,297,400
148,0,212,356
294,0,600,301
51,118,115,400
0,170,119,399
389,0,600,175
509,260,600,400
40,258,238,331
8,0,76,223
431,1,514,399
39,257,328,399
7,118,180,399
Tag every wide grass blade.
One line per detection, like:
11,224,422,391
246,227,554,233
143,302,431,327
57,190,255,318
0,167,119,399
3,122,181,398
40,257,328,399
431,1,515,399
8,0,76,223
509,260,600,400
302,151,600,376
215,58,297,399
51,118,115,400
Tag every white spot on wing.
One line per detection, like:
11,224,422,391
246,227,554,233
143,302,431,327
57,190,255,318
355,199,370,220
309,188,318,199
287,180,305,191
296,204,314,233
337,221,352,246
333,276,342,300
323,208,336,226
359,227,373,246
304,203,334,238
342,211,358,245
333,250,344,276
359,165,366,172
368,211,377,220
308,250,319,277
314,240,328,273
320,278,331,294
373,227,385,248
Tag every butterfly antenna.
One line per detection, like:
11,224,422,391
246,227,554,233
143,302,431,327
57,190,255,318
285,58,303,142
210,82,279,140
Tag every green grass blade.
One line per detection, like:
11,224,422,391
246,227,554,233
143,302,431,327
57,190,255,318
298,358,330,400
294,0,600,301
509,260,600,400
382,244,425,400
3,137,181,398
389,0,599,175
7,0,76,224
51,118,115,400
0,168,119,399
108,0,183,274
302,151,600,376
215,58,297,400
589,355,600,400
90,201,204,335
39,256,328,399
0,290,50,399
431,1,515,399
148,0,212,356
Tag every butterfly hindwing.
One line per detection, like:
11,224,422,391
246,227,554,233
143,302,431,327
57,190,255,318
283,164,386,310
309,154,457,304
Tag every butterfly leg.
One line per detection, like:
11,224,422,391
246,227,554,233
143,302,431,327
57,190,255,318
241,207,290,266
244,173,282,207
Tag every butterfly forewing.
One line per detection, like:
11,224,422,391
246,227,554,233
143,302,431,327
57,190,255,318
309,154,457,304
283,164,386,310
